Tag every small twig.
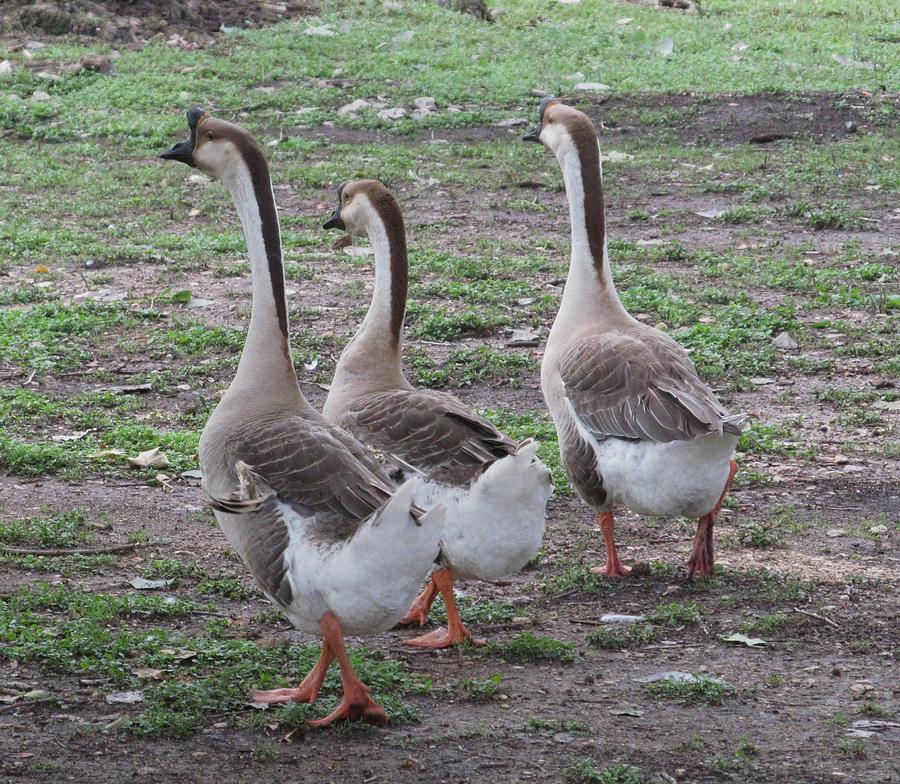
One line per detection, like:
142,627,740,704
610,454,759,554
570,618,605,627
793,606,839,629
0,541,156,557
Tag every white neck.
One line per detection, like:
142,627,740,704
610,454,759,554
554,143,630,330
355,218,402,356
324,214,408,418
222,163,303,407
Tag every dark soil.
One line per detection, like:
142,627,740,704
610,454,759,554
583,90,899,145
0,0,315,42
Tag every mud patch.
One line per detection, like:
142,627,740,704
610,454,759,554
579,91,898,146
0,0,315,42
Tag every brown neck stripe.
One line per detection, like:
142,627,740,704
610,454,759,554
229,131,289,339
369,190,407,345
563,116,607,284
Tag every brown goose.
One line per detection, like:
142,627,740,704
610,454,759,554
322,180,553,648
160,111,442,727
523,99,744,578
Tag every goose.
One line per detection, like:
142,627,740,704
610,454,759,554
321,179,553,649
159,110,443,727
522,99,744,578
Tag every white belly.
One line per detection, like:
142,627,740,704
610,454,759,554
595,432,738,518
414,444,553,581
216,476,442,637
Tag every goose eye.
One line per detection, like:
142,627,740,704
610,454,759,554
206,131,215,140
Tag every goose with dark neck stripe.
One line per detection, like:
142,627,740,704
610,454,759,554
524,99,745,579
160,112,443,727
322,180,553,649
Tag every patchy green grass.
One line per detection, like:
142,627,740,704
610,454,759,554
459,674,504,703
739,612,794,636
541,563,612,596
836,738,869,759
587,624,658,651
565,759,645,784
1,0,896,153
647,675,734,706
483,633,576,663
196,577,258,601
429,595,517,626
0,585,425,735
406,302,510,341
0,508,92,547
647,602,703,626
0,552,117,576
523,717,590,735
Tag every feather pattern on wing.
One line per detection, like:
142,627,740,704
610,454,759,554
557,328,741,444
334,389,516,486
205,411,402,538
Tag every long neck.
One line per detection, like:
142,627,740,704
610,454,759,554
223,160,303,407
326,207,409,411
555,137,631,329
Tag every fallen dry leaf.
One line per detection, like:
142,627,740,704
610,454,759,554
128,448,170,469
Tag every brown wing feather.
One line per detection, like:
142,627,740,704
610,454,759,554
203,411,407,610
209,411,396,536
558,328,735,443
336,389,516,485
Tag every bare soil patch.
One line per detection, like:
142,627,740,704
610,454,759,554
0,0,315,42
584,90,899,145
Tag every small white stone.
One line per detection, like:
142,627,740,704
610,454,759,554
31,90,50,102
574,81,611,92
304,25,335,37
377,107,407,121
337,98,371,116
772,331,799,350
413,96,437,111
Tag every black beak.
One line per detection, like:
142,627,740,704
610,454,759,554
522,126,542,144
323,208,345,231
159,107,205,167
159,138,196,167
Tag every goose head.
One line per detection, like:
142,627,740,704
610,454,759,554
522,97,598,161
160,108,266,183
322,179,401,237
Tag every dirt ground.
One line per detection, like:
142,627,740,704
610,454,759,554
1,19,899,784
0,0,315,42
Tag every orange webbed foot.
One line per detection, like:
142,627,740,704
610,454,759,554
595,512,632,578
591,561,632,578
397,577,439,627
251,686,316,705
308,684,388,728
404,625,486,650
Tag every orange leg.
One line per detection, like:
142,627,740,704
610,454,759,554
403,567,486,649
307,612,387,728
591,512,631,577
687,459,738,580
252,639,334,705
398,573,440,627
